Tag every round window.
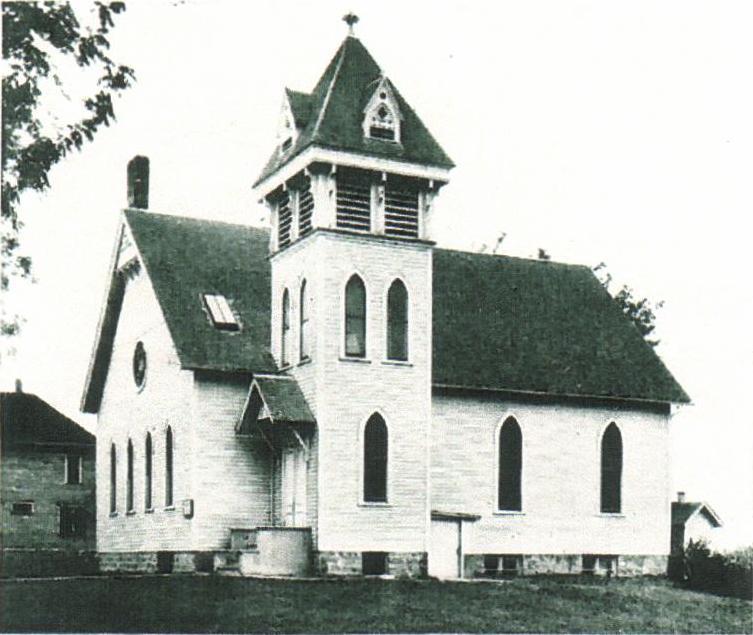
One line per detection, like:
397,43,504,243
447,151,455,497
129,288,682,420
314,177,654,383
133,341,147,389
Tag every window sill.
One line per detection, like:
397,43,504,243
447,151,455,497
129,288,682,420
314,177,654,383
381,359,412,367
145,507,155,514
359,501,391,508
597,512,625,518
339,356,371,364
278,363,294,372
164,505,176,512
126,510,136,516
298,357,312,367
493,511,525,516
109,512,118,518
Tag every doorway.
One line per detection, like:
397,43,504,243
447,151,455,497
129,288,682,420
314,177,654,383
280,446,307,527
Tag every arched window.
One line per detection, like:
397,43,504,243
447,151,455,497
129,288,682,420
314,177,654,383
300,280,310,361
165,427,174,507
601,423,623,513
281,288,291,366
145,433,152,510
345,275,366,357
498,417,522,511
386,279,408,361
126,439,134,512
363,414,388,503
109,444,117,514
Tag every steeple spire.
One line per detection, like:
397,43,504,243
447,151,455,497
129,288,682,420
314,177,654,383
342,12,359,36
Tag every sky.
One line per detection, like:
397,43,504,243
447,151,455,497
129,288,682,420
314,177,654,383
2,0,751,548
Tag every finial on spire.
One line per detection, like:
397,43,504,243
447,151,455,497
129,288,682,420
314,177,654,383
343,12,359,36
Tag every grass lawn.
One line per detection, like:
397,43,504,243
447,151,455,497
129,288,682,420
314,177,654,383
1,574,750,633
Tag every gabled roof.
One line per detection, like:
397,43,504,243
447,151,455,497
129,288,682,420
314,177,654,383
672,502,723,527
255,36,454,186
432,249,690,404
2,392,94,448
237,375,316,434
82,212,689,413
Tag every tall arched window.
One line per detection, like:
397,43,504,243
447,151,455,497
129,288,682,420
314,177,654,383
300,280,310,361
126,439,134,512
601,423,623,513
498,417,522,511
387,279,408,361
165,427,174,507
144,432,153,510
345,275,366,357
109,443,117,514
363,414,388,503
281,288,291,366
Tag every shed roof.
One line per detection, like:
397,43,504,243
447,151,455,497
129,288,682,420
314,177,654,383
672,502,723,527
1,392,94,448
82,211,689,412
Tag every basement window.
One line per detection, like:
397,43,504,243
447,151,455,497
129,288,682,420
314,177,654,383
11,501,34,516
582,555,597,575
500,555,521,576
362,551,388,576
203,294,239,331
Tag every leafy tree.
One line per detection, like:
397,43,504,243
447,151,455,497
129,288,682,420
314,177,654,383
1,1,134,335
593,262,664,348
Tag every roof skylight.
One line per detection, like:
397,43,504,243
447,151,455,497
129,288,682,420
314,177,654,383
204,294,239,331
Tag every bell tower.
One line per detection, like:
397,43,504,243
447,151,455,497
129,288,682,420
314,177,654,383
253,16,453,576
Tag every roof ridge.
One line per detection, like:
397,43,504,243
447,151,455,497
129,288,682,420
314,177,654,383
124,209,269,233
311,37,349,142
435,246,590,270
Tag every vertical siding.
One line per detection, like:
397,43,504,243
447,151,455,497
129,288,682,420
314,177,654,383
431,393,672,556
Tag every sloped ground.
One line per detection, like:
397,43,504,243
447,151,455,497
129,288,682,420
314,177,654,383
0,575,750,633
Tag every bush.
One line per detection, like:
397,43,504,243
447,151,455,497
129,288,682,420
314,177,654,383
682,540,752,600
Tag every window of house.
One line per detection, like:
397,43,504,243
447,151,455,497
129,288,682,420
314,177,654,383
498,417,522,511
387,279,408,361
299,280,310,361
281,288,291,366
109,443,117,514
363,413,388,503
203,293,239,331
601,423,623,513
145,432,153,510
59,504,86,539
345,275,366,358
126,439,134,512
362,551,388,575
65,454,82,484
11,501,34,516
165,427,174,507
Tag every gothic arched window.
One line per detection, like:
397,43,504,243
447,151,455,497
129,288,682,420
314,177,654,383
601,423,623,513
386,279,408,361
300,280,310,361
145,432,153,510
364,414,388,503
345,275,366,358
109,443,117,514
498,417,522,511
126,439,134,512
281,288,291,366
165,427,174,508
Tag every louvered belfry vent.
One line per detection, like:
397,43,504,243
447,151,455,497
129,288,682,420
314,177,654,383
298,180,314,237
336,174,371,232
384,187,419,238
278,191,292,248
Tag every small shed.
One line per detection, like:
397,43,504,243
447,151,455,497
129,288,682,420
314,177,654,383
671,492,723,554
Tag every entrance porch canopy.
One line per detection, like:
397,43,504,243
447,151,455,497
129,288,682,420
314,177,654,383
236,374,315,435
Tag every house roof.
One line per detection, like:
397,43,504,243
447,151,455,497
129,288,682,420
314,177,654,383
1,392,94,448
82,212,689,413
432,249,690,404
672,502,723,527
255,35,454,187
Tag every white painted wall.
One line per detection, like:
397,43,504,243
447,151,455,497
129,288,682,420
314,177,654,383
431,393,672,556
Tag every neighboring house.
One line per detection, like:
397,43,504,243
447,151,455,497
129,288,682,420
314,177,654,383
1,389,96,550
671,492,723,554
81,25,689,578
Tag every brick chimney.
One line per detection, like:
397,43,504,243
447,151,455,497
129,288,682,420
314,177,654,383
677,491,686,503
15,378,22,393
127,156,150,209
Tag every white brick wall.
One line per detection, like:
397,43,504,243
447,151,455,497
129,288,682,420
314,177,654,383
96,263,194,552
272,232,433,554
431,393,672,556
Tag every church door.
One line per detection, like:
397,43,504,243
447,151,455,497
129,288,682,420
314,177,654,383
428,518,462,579
281,446,307,527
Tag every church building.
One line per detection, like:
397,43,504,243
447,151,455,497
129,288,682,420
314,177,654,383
81,20,689,578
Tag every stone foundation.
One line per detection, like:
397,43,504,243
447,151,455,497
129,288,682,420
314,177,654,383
1,549,98,578
465,554,668,578
98,551,215,574
317,551,426,577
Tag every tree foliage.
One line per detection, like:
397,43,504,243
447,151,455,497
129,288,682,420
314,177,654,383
593,262,664,347
1,1,134,334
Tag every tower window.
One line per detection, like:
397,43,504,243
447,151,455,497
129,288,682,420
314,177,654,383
298,179,314,237
336,173,371,232
344,274,366,358
363,78,401,143
387,279,408,361
384,186,419,238
300,280,311,361
281,288,291,366
600,423,623,513
363,414,388,503
278,190,292,248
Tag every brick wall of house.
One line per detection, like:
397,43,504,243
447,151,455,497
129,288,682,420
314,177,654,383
272,231,433,555
1,447,95,549
431,393,672,557
96,254,195,552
